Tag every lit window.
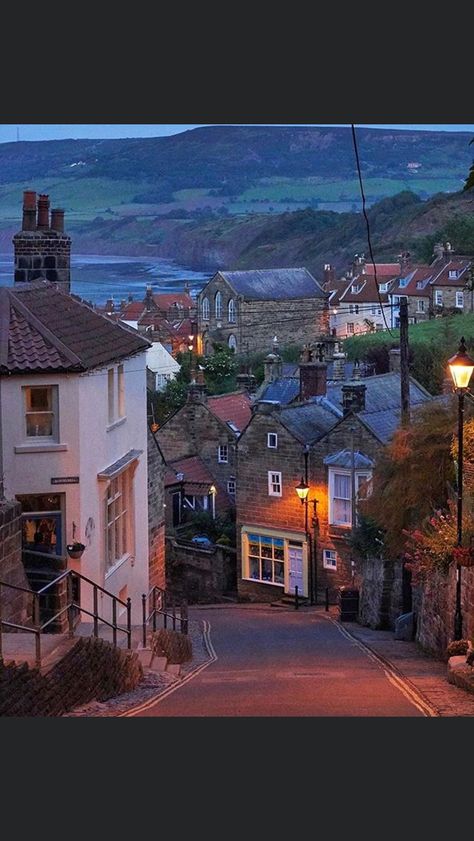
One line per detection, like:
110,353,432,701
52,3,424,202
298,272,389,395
399,278,408,288
215,291,222,319
435,290,443,306
268,471,282,497
105,469,132,571
416,281,424,289
328,468,372,527
246,533,285,585
323,549,337,570
228,299,236,323
267,433,278,449
227,478,236,496
218,444,228,463
202,297,210,320
456,291,464,308
24,385,58,440
351,285,360,294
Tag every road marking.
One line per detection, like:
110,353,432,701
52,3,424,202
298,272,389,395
325,616,438,717
120,620,217,717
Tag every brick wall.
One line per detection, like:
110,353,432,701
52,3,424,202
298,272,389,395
148,428,166,590
198,273,328,355
0,637,143,717
165,536,236,603
0,499,30,627
13,232,71,290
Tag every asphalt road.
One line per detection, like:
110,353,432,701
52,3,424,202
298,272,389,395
137,606,426,717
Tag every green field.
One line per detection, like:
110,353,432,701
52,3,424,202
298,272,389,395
239,176,463,204
0,178,149,221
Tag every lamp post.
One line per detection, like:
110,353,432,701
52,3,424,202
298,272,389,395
295,475,318,605
448,336,474,640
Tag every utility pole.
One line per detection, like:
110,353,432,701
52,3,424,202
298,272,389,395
400,298,410,427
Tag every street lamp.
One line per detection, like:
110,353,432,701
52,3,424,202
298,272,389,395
448,336,474,640
295,474,318,605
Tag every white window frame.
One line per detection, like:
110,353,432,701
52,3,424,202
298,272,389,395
105,468,133,573
202,297,210,320
323,549,338,570
349,304,354,314
215,291,223,319
328,468,372,528
218,444,228,464
435,290,443,306
449,270,458,280
379,283,388,293
228,299,236,323
417,299,425,312
456,291,464,308
228,334,237,351
267,433,278,449
23,385,59,442
243,531,286,587
268,471,282,497
227,478,236,496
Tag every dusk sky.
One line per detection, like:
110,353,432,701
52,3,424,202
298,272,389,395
0,124,473,143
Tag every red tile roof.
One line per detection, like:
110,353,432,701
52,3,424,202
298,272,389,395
207,391,252,433
363,263,401,276
339,275,394,304
0,282,150,374
165,455,214,487
390,267,433,297
430,259,472,288
153,293,195,311
121,301,146,320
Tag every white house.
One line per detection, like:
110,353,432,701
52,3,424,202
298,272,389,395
146,341,181,390
0,281,151,624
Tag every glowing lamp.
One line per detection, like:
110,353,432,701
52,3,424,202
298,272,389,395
448,337,474,391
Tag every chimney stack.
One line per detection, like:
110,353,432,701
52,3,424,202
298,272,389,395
332,345,346,381
389,348,401,372
433,242,444,262
264,351,282,384
50,208,65,233
145,285,154,311
342,384,367,416
323,263,335,290
37,194,50,230
299,347,327,400
22,190,37,231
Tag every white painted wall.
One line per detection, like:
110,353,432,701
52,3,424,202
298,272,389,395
146,342,180,389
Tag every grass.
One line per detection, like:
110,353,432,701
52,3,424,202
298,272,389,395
0,178,149,221
345,313,474,357
239,177,463,203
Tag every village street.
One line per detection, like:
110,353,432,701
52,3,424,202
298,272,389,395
128,606,442,718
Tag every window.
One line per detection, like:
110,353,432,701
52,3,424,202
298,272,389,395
202,297,210,320
328,468,372,527
435,290,443,306
247,533,285,585
118,364,125,418
228,334,237,351
218,444,228,463
393,295,400,306
215,291,222,319
449,270,459,280
24,385,58,440
108,368,114,424
351,285,360,294
268,471,282,497
267,433,278,449
349,304,354,314
227,478,236,496
379,283,388,293
228,299,236,323
399,278,408,288
347,323,354,335
416,281,425,289
323,549,338,570
417,300,425,312
155,372,172,390
355,305,359,315
105,469,132,571
456,291,464,308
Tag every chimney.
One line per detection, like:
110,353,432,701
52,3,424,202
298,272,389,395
254,400,281,415
50,208,65,233
236,372,257,393
443,241,453,260
389,348,401,372
106,298,114,312
299,348,327,400
433,242,444,262
145,285,154,311
342,384,367,416
264,351,282,383
352,254,366,276
22,190,37,231
37,194,50,230
323,263,335,290
332,345,346,381
187,372,208,404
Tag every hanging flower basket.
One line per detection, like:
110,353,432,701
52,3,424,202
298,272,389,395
452,546,474,567
66,542,86,560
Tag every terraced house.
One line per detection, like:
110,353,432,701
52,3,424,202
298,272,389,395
197,268,328,355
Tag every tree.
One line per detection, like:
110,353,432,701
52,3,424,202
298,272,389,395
464,138,474,191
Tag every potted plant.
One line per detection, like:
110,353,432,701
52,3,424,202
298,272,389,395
66,541,86,560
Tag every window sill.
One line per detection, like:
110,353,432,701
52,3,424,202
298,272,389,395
107,416,127,433
105,553,132,580
242,577,284,587
15,443,68,454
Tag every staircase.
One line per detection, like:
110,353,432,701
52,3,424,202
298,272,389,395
270,594,309,609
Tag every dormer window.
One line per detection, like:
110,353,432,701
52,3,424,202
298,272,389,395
351,285,360,294
449,270,458,279
399,278,408,288
379,283,388,293
416,281,424,289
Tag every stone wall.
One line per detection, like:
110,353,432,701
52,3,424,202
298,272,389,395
165,536,236,604
13,232,71,290
355,557,405,630
0,498,30,628
0,637,143,717
416,565,474,655
147,428,166,590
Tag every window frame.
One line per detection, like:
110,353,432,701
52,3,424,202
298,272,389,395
202,297,210,320
268,471,282,497
435,290,443,306
228,298,236,323
323,549,338,570
105,468,133,574
215,291,223,319
23,384,59,442
227,478,236,496
267,432,278,449
218,444,228,464
347,323,354,335
117,364,125,419
328,467,372,528
456,290,464,308
244,532,285,587
417,299,425,312
228,334,237,351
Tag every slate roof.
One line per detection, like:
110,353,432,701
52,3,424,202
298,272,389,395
165,455,214,488
0,282,150,374
207,391,252,433
278,401,341,444
323,449,375,469
325,373,431,416
260,378,300,404
218,268,326,301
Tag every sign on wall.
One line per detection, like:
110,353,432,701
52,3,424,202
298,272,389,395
51,476,80,485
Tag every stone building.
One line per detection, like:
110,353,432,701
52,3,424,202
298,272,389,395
197,268,328,356
147,427,166,591
236,356,433,604
13,191,71,292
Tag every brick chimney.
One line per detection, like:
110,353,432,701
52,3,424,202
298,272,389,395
145,285,154,311
22,190,37,231
332,345,346,381
342,384,367,415
187,368,208,403
37,194,50,230
264,351,282,383
50,208,65,232
299,347,327,400
323,263,335,290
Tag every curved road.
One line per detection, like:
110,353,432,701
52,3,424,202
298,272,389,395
132,606,429,717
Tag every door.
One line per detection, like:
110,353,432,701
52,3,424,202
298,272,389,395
288,542,304,596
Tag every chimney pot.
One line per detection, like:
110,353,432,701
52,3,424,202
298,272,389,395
50,208,65,233
22,190,37,230
37,194,50,230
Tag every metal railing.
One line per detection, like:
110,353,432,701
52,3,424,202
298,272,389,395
0,569,131,670
141,586,189,647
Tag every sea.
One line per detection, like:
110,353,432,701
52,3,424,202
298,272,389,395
0,253,211,307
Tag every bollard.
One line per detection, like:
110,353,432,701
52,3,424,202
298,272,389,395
295,586,299,610
325,587,329,612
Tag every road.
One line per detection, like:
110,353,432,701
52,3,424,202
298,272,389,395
135,606,429,717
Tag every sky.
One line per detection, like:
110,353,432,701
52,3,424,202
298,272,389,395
0,124,473,143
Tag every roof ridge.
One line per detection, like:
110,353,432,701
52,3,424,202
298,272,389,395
9,287,84,369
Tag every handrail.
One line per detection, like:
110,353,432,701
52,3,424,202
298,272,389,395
141,587,189,646
23,549,67,563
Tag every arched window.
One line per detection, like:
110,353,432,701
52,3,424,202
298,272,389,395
202,297,210,320
228,334,237,351
215,291,222,319
228,298,236,323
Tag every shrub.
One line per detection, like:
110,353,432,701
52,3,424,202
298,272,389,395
152,629,193,664
446,639,469,659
